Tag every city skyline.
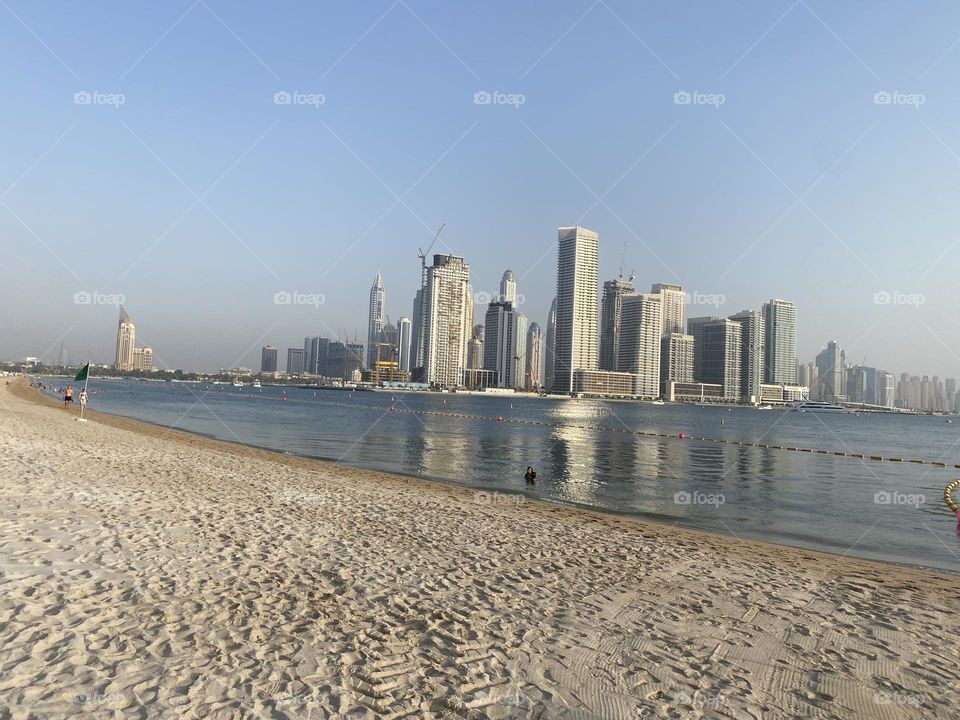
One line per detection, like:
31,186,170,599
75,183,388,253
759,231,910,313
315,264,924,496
4,3,960,378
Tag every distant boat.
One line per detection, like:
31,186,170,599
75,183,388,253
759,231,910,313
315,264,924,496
232,378,243,388
650,400,665,406
791,401,846,413
757,404,773,410
252,379,262,388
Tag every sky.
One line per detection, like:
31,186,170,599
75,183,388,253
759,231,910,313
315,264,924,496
1,1,960,376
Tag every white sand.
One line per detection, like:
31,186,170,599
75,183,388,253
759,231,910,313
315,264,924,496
1,378,958,719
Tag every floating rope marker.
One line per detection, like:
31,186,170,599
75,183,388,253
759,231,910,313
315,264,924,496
944,480,960,521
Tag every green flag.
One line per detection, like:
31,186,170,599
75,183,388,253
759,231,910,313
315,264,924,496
74,363,90,382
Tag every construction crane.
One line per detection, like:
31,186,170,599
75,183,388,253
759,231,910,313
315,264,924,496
418,224,445,286
617,242,635,283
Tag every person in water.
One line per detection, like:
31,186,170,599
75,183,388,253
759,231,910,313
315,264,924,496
525,466,537,484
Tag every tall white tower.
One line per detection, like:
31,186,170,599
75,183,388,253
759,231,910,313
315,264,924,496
367,271,385,369
499,270,517,306
551,227,599,394
423,254,471,388
114,306,136,371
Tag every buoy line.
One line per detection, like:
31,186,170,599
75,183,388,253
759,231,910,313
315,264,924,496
945,479,960,515
188,388,959,472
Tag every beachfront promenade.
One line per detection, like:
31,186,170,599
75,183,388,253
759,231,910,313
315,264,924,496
0,378,957,718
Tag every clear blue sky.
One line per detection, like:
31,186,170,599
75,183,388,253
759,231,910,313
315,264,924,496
2,1,959,375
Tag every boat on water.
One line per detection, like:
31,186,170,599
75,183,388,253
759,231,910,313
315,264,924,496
791,401,847,413
232,379,244,388
252,379,262,388
756,404,773,410
650,400,665,406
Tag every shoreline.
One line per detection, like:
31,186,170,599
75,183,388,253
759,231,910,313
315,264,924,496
3,376,959,718
19,376,959,575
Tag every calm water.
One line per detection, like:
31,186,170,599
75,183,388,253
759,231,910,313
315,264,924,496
42,378,960,573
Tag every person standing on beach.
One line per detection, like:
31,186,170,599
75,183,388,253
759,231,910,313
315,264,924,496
79,388,87,412
63,385,73,408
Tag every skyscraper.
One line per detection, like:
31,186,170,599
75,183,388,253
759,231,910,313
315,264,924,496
261,346,278,374
551,226,599,394
499,270,517,305
815,341,844,402
397,317,413,373
544,298,557,392
114,306,136,371
617,293,662,398
660,333,694,393
599,278,634,371
695,320,742,400
687,316,720,382
367,271,385,370
423,254,470,388
651,283,685,336
287,348,304,375
513,313,528,391
762,299,797,385
526,322,543,391
728,310,764,402
484,300,521,388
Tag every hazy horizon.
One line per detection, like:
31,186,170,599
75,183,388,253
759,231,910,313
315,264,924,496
3,2,960,376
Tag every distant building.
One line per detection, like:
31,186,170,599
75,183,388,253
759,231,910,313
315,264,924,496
877,370,896,408
544,298,557,392
572,369,636,397
815,341,844,402
728,310,764,403
303,336,329,376
762,299,797,385
367,271,385,370
261,346,278,374
484,300,520,388
132,347,153,372
552,226,599,394
526,322,543,391
397,317,413,373
617,293,662,399
287,348,304,375
693,319,742,400
423,254,470,388
599,278,634,371
115,307,136,370
499,270,517,306
651,283,685,336
660,333,694,395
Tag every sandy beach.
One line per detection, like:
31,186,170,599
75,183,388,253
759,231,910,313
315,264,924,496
1,377,958,719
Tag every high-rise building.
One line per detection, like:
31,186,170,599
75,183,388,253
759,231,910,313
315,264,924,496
846,366,867,404
513,313,528,391
132,347,153,371
114,306,136,371
693,319,742,400
411,287,426,374
397,317,413,373
660,333,694,394
261,346,278,374
367,271,385,369
287,348,304,375
687,316,720,382
544,298,557,392
815,341,844,402
551,226,599,394
728,310,765,402
500,270,517,306
877,370,896,408
798,362,818,397
526,322,543,391
617,293,662,398
599,278,634,371
303,336,330,376
651,283,685,336
484,300,520,388
423,254,470,388
762,299,797,385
